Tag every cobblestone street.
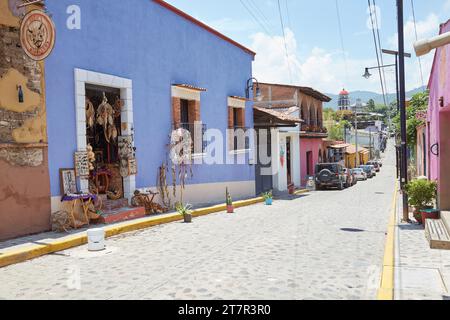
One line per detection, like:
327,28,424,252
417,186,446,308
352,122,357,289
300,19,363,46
0,147,396,300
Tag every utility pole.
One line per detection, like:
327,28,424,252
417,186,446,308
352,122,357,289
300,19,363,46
354,99,361,168
397,0,410,222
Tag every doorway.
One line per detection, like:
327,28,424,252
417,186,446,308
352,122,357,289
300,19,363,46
255,128,273,195
85,84,124,198
286,137,292,185
306,151,313,176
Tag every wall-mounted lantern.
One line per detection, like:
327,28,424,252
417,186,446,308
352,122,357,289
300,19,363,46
245,78,262,102
439,96,444,108
17,85,24,103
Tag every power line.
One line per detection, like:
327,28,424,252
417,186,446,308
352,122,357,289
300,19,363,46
411,0,425,89
239,0,273,36
335,0,349,87
372,0,389,104
368,0,388,107
246,0,276,35
276,0,293,83
285,0,293,31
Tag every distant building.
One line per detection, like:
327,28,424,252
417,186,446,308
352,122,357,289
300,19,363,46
338,89,350,110
351,99,366,113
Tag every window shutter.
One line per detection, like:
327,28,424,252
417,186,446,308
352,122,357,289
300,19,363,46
172,97,181,127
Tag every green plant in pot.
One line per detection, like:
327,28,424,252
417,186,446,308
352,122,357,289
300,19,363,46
176,202,193,223
405,179,438,224
262,191,273,205
226,187,234,213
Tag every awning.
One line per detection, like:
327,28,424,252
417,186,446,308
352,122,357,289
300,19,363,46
329,143,351,149
253,106,303,128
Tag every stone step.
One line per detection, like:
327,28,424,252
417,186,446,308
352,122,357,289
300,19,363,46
97,207,146,225
101,198,129,211
425,218,450,250
441,211,450,233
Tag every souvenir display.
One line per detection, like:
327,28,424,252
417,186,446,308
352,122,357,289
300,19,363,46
59,168,77,195
96,93,117,144
74,151,90,178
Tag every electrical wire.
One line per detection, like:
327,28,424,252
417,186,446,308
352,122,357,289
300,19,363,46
335,0,349,87
277,0,294,83
246,0,277,35
239,0,273,36
410,0,426,89
368,0,388,107
373,0,390,104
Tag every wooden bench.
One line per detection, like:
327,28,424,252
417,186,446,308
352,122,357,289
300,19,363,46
425,218,450,250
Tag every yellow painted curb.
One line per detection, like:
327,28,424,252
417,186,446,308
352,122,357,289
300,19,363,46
0,195,270,269
377,180,399,300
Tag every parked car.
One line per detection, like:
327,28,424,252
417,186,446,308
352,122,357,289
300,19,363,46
367,161,380,173
343,168,354,188
351,168,366,181
360,165,374,178
368,165,377,176
315,163,347,190
349,169,358,185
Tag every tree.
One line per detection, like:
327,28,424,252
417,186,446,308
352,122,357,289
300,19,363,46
392,91,429,148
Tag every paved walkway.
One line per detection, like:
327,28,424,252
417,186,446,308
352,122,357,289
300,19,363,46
395,196,450,300
0,148,397,300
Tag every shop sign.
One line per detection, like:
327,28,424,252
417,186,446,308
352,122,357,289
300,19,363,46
20,10,56,61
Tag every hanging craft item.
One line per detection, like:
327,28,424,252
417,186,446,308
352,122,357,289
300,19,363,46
113,96,124,119
86,144,96,172
86,98,95,129
118,136,136,177
96,93,117,144
74,151,90,178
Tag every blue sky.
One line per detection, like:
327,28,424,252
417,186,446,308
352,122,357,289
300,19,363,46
166,0,450,95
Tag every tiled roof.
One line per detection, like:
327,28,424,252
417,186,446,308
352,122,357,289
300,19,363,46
253,106,302,124
173,84,207,92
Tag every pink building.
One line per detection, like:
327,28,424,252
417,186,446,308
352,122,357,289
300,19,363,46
427,20,450,210
255,83,331,187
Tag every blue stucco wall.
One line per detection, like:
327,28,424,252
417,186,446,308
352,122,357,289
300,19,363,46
45,0,255,196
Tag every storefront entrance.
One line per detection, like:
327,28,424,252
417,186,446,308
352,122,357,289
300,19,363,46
85,84,124,198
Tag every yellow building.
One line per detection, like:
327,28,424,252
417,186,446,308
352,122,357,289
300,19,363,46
344,145,370,168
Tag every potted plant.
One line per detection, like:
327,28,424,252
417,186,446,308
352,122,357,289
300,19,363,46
226,187,234,213
405,179,438,225
288,183,295,195
262,191,273,205
176,202,193,223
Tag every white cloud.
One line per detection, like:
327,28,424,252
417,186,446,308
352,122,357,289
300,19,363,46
387,13,440,91
250,28,388,95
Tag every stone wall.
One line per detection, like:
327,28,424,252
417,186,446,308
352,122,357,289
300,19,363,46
0,3,51,240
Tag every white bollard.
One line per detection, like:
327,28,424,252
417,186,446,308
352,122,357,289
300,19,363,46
87,228,105,252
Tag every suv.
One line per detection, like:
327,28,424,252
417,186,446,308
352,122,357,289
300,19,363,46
367,161,380,173
343,168,354,188
315,163,347,190
360,165,375,178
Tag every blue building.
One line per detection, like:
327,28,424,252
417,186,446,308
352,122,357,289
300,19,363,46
45,0,257,214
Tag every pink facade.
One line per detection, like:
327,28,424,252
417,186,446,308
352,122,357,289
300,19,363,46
427,20,450,210
300,138,325,186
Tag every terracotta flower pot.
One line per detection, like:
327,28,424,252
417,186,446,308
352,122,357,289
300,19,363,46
288,184,295,195
227,205,234,213
420,209,439,225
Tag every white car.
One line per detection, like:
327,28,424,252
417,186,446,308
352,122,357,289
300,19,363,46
352,168,367,181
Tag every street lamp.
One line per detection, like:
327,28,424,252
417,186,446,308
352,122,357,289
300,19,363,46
363,68,372,79
246,78,262,102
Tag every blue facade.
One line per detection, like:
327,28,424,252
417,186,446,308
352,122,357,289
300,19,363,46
45,0,255,197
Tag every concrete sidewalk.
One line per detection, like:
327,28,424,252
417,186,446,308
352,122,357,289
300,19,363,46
394,193,450,300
